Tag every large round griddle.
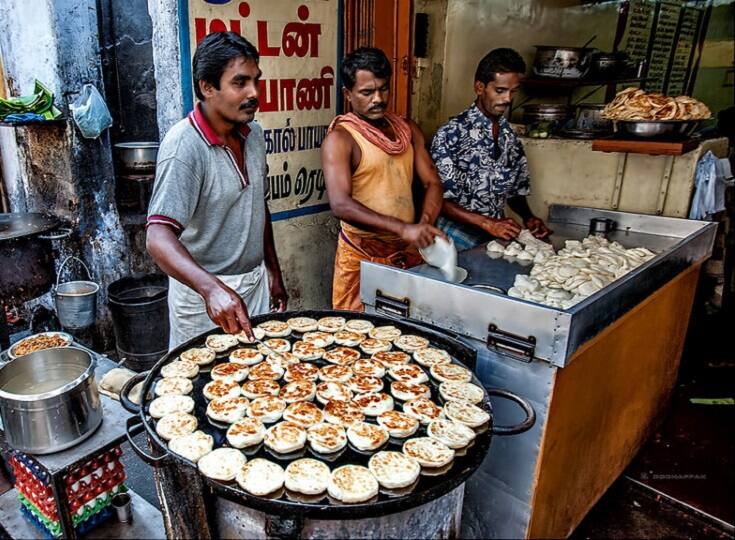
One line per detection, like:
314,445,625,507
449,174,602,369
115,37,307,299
128,310,496,520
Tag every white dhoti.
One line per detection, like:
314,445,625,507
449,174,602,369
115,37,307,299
167,261,270,349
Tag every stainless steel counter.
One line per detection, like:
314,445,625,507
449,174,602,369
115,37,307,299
361,205,717,367
360,205,717,538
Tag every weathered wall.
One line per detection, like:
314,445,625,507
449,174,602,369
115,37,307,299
98,0,160,277
98,0,159,143
691,1,735,124
0,0,131,348
411,0,449,138
147,0,338,310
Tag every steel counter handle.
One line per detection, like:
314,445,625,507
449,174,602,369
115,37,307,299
486,388,536,436
125,416,171,467
119,372,148,414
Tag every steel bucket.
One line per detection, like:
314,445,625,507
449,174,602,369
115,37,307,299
55,256,99,329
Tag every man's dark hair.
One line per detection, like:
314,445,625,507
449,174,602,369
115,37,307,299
193,32,259,100
474,48,526,84
341,47,392,90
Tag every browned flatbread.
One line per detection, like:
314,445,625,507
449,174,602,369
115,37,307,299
371,351,410,368
283,401,324,428
279,380,316,403
285,362,319,381
323,400,365,427
324,347,360,366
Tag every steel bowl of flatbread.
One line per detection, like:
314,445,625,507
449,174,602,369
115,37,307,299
615,119,700,138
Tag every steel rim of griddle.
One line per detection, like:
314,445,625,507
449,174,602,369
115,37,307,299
132,309,494,520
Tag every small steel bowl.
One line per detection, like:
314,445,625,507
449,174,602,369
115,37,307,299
615,120,699,139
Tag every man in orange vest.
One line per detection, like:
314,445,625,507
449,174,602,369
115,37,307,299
321,47,445,311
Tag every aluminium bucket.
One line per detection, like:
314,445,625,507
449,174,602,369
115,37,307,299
54,256,99,329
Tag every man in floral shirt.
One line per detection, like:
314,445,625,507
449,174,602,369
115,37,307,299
431,48,551,250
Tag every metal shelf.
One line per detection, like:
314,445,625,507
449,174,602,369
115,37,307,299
0,118,66,127
0,487,165,539
522,76,647,90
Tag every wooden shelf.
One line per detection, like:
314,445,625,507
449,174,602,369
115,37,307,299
591,137,699,156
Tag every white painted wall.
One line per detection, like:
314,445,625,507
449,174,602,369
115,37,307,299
0,0,61,211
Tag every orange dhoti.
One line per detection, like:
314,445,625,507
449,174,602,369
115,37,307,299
332,230,423,312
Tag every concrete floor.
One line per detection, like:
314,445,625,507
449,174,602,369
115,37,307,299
571,308,735,539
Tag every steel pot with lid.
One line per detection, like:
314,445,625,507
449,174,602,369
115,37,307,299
532,46,594,79
0,347,103,454
114,142,159,173
522,104,575,124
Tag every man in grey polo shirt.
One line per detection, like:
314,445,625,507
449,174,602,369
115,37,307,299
146,32,287,347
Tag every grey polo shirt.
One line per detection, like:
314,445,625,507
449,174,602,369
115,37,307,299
147,104,266,275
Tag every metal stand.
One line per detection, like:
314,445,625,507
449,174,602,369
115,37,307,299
0,353,164,539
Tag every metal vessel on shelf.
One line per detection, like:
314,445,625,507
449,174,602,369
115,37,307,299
615,119,699,139
558,104,613,139
121,309,534,538
522,104,575,125
113,142,159,174
532,46,594,79
360,205,717,538
589,51,629,77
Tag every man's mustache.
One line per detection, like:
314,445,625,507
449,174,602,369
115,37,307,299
240,99,259,110
369,104,387,112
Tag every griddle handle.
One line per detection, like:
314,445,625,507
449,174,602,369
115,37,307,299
119,372,148,414
486,324,536,361
125,416,171,467
486,388,536,436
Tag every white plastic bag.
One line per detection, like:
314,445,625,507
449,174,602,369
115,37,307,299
70,84,113,139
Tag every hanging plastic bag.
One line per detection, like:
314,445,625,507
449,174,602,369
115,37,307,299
70,84,113,139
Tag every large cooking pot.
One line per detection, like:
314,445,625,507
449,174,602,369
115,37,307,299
558,103,614,139
114,142,159,173
522,104,575,124
532,45,594,79
119,309,535,530
0,213,64,305
0,347,103,454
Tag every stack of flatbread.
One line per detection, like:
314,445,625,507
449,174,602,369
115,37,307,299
602,87,711,121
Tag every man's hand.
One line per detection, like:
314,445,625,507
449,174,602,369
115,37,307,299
400,222,446,249
525,217,553,239
202,280,254,338
481,217,522,240
269,274,288,312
